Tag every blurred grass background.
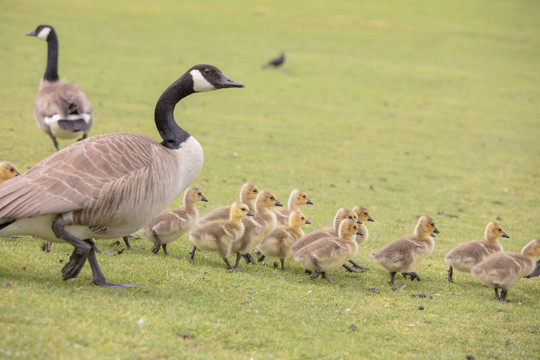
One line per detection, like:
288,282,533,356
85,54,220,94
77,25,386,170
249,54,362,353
0,0,539,358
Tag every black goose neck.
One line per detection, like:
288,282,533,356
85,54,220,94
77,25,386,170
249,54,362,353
155,73,194,149
44,29,59,82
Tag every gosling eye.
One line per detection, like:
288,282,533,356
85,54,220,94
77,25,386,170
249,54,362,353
241,207,246,211
364,212,368,215
431,223,434,227
198,192,202,196
498,228,502,232
302,195,306,198
301,217,305,220
348,216,353,219
9,168,14,172
270,197,275,200
253,189,258,193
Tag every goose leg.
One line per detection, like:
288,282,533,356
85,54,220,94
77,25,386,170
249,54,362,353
349,260,369,271
222,257,233,269
389,272,397,286
494,287,501,300
189,246,197,263
41,241,52,252
122,236,132,249
244,253,257,264
151,231,162,254
309,257,322,280
280,258,285,271
162,244,169,257
500,287,508,301
51,218,91,280
257,255,266,263
321,272,332,283
402,272,421,281
86,239,136,288
233,253,242,269
343,264,363,273
305,269,312,275
447,266,454,283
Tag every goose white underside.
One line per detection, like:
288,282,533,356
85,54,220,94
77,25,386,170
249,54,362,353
45,113,91,139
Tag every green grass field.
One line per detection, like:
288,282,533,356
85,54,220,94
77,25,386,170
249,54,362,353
1,0,539,358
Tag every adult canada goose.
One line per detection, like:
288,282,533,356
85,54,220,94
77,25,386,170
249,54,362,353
352,205,374,244
188,202,253,269
198,183,259,225
263,52,285,68
232,190,282,268
257,211,310,270
471,239,540,301
138,187,208,256
373,216,439,288
26,25,94,151
0,162,20,183
444,222,509,283
272,189,313,225
0,64,243,288
294,219,362,283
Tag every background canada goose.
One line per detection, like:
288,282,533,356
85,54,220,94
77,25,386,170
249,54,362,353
26,25,94,151
263,52,285,68
0,161,20,183
471,238,540,301
257,211,310,270
373,216,439,288
198,183,259,225
0,64,243,287
444,222,509,283
188,202,253,269
294,219,362,283
232,190,282,268
138,187,208,256
273,189,313,225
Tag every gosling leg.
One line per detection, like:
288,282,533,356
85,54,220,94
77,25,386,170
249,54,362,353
343,264,363,273
402,272,421,281
500,287,508,301
151,231,162,255
349,260,369,271
222,257,233,269
189,246,197,264
232,253,242,269
309,257,323,280
257,255,266,263
494,287,501,300
389,271,397,286
447,266,454,283
162,244,169,257
280,258,285,271
321,272,332,283
41,241,52,252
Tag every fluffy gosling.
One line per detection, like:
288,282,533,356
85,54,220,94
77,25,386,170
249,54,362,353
0,161,20,183
471,238,540,301
444,222,509,283
352,205,374,244
138,187,207,256
373,216,439,288
272,189,313,225
188,202,253,269
294,219,362,283
257,211,310,270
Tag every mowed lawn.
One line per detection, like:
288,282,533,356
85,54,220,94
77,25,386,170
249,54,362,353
1,0,539,359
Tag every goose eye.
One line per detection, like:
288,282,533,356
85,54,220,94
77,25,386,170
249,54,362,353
204,68,212,74
348,216,353,219
253,189,258,193
498,229,502,232
241,207,246,211
198,192,202,196
301,217,305,220
302,195,306,198
364,212,368,215
270,197,274,200
431,223,434,227
9,168,14,172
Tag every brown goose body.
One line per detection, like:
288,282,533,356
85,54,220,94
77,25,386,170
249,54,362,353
198,183,259,225
445,222,509,282
272,189,313,225
471,239,540,301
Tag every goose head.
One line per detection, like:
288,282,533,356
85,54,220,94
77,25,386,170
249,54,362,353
26,25,54,41
185,186,208,204
333,208,361,230
352,206,374,223
256,190,282,209
188,64,244,92
338,219,362,239
0,161,20,183
485,221,509,241
241,183,259,201
414,216,439,238
292,189,313,206
230,202,254,220
289,211,311,228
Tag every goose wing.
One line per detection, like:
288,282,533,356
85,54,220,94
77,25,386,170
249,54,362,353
0,133,157,220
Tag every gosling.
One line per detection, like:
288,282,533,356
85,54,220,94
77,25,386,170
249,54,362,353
272,189,313,225
198,183,258,225
232,190,282,268
444,222,509,283
0,161,20,183
188,202,253,269
373,216,439,288
471,238,540,301
257,211,310,270
138,187,208,256
294,219,362,283
352,205,374,244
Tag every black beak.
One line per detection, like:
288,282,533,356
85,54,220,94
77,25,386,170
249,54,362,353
357,229,364,236
26,30,37,36
217,74,244,89
15,171,21,176
201,196,208,202
434,227,440,234
357,219,363,225
307,199,314,205
275,200,283,207
502,232,509,238
305,219,311,225
246,211,254,216
368,216,374,222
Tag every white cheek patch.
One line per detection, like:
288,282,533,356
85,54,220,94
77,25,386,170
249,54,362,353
37,27,52,40
189,70,216,92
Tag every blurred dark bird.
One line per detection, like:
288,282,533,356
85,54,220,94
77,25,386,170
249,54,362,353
263,52,285,68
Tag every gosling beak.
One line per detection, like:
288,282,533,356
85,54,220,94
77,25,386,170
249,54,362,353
201,196,208,202
357,219,363,225
15,171,21,176
357,229,364,236
502,232,509,238
434,227,440,234
217,74,244,89
305,219,312,225
275,200,283,207
368,216,374,222
246,211,254,216
307,199,314,205
26,30,38,36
